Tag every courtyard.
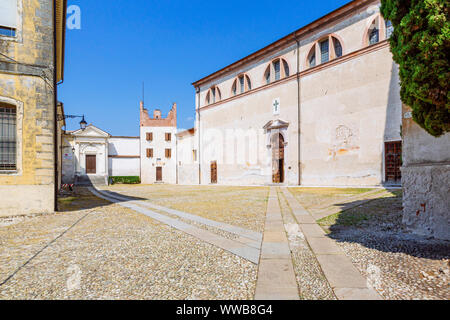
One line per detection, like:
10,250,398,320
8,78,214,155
0,185,448,300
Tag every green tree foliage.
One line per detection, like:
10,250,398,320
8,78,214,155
381,0,449,137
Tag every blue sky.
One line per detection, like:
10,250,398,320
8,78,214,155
60,0,350,136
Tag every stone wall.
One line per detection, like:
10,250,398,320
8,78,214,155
401,105,450,240
0,0,56,216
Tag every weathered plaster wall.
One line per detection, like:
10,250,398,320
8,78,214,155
0,0,56,216
402,105,450,240
108,137,140,177
300,45,401,186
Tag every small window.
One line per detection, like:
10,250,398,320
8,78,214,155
206,92,210,105
265,67,271,84
333,37,342,58
308,46,316,67
147,148,153,158
165,148,172,159
369,28,379,45
246,75,252,90
283,60,290,77
232,80,237,96
165,133,171,141
0,26,15,37
239,76,245,94
386,20,394,39
211,87,216,103
146,132,153,141
0,104,17,170
274,60,281,81
320,39,329,63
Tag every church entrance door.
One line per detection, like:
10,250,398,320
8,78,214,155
272,133,285,184
86,155,96,174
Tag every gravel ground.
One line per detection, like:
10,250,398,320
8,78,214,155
103,185,268,233
318,191,449,300
276,189,336,300
288,187,376,210
0,188,257,300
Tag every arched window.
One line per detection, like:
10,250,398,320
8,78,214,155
307,35,343,69
206,86,221,105
232,74,252,96
265,58,290,84
368,18,380,45
385,20,394,39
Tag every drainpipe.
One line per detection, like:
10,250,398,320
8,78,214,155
53,1,58,212
296,36,302,186
196,87,201,185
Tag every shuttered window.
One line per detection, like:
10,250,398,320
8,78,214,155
320,39,329,63
146,148,153,158
274,60,281,81
0,0,17,37
146,132,153,141
165,133,171,141
0,104,16,170
165,148,171,158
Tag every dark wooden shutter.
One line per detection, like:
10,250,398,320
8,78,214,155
165,149,171,158
165,133,171,141
147,148,153,158
147,132,153,141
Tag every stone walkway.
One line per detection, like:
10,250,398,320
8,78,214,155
254,188,299,300
90,188,262,264
280,187,381,300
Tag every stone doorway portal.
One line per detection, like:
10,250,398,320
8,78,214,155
272,133,285,184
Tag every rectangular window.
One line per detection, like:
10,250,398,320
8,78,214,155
165,148,171,159
274,60,281,81
165,133,171,141
320,39,329,63
0,104,17,170
147,148,153,158
146,132,153,141
0,0,17,38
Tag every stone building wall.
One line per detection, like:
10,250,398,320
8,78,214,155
401,105,450,240
0,0,57,216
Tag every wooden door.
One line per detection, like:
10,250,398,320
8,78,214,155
385,141,402,183
156,167,162,182
272,134,285,183
211,161,217,184
86,155,96,174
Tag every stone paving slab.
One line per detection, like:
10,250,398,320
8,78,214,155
90,188,260,264
306,237,344,255
315,254,368,289
254,188,300,300
334,287,382,300
281,187,382,300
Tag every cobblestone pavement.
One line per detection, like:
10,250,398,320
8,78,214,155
102,185,268,233
0,188,257,300
316,190,450,300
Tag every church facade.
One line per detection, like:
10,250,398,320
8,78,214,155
183,0,402,187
